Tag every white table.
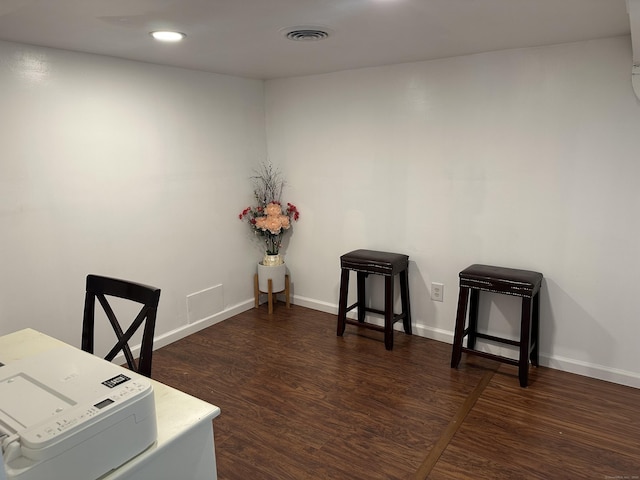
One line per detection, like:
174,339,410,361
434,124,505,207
0,329,221,480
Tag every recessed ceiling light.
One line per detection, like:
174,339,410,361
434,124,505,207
150,31,186,42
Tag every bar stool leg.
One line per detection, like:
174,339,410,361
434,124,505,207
399,269,412,335
384,275,394,351
337,268,350,336
530,292,540,366
518,297,533,387
468,289,480,350
451,286,470,368
357,272,366,323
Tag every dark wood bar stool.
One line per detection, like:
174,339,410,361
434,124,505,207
450,264,543,387
336,249,412,350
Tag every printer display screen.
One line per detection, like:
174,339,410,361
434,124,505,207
94,398,114,410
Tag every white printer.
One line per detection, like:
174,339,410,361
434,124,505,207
0,345,157,480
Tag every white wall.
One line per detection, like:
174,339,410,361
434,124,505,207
2,35,639,388
265,36,640,387
0,40,266,354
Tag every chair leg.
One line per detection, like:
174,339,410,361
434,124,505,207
519,297,533,387
451,286,469,368
399,269,412,335
384,275,394,350
468,289,480,350
337,269,350,336
268,279,274,315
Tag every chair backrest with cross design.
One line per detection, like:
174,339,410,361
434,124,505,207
82,274,161,378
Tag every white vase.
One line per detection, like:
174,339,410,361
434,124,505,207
257,262,286,292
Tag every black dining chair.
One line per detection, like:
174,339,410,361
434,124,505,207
82,274,161,378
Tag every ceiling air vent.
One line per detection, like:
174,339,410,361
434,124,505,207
283,26,331,42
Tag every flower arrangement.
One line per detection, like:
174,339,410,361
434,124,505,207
239,162,300,260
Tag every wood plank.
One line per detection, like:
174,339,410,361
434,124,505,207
151,305,640,480
413,369,495,479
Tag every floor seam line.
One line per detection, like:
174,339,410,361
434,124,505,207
413,368,495,480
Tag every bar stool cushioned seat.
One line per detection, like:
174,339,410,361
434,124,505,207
450,264,543,387
336,249,411,350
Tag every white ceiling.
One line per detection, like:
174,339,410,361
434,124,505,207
0,0,632,80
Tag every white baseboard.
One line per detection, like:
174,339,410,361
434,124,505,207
152,299,254,350
292,295,338,315
129,295,639,389
292,296,640,389
540,354,640,389
113,299,254,367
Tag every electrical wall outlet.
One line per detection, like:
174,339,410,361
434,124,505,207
431,282,444,302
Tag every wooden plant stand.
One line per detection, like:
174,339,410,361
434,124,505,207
254,274,290,314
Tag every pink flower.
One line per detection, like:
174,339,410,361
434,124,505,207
238,198,300,255
253,203,292,235
265,203,282,216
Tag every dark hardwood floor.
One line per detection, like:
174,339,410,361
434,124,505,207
151,304,640,479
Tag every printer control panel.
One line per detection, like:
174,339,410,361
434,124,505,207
20,380,150,450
